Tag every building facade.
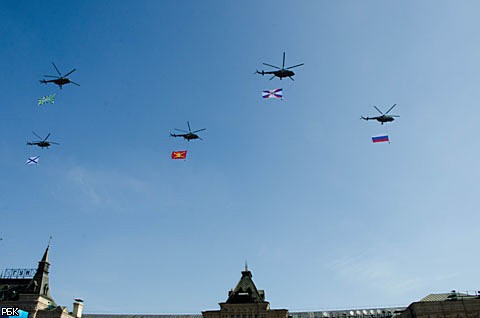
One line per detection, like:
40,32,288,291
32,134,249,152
0,246,83,318
397,291,480,318
2,248,479,318
202,265,288,318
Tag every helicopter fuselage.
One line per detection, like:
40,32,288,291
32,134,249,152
42,78,71,85
53,78,71,85
170,133,199,141
260,69,295,79
28,141,51,148
273,69,295,78
40,76,76,89
376,115,395,123
183,133,199,140
362,115,395,124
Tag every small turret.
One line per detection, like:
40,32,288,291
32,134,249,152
73,299,84,318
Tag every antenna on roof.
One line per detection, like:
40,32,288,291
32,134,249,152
48,235,53,246
245,260,248,271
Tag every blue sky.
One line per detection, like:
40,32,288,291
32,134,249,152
1,0,480,314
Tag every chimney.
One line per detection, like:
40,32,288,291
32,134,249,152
73,301,83,318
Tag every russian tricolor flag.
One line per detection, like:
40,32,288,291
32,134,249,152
372,134,389,143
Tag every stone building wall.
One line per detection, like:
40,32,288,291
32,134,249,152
397,299,480,318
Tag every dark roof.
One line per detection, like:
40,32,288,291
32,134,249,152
290,308,406,318
420,292,478,302
0,278,31,301
225,268,265,304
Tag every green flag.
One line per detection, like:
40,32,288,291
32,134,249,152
38,94,56,105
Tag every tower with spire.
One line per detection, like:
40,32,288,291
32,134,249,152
0,244,83,318
202,266,289,318
23,244,53,300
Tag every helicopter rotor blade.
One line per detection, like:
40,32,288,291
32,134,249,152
263,63,280,69
373,106,383,115
289,76,295,81
71,81,81,86
286,63,304,69
49,142,60,145
390,115,400,117
174,128,188,133
197,137,203,140
32,131,43,140
187,121,192,132
385,104,397,115
63,69,77,77
44,133,51,141
282,52,285,68
192,128,206,133
269,75,275,80
43,75,60,78
52,62,62,76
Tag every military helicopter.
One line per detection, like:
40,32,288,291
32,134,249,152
256,52,304,81
27,132,60,148
40,62,80,89
170,121,206,141
361,104,400,125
